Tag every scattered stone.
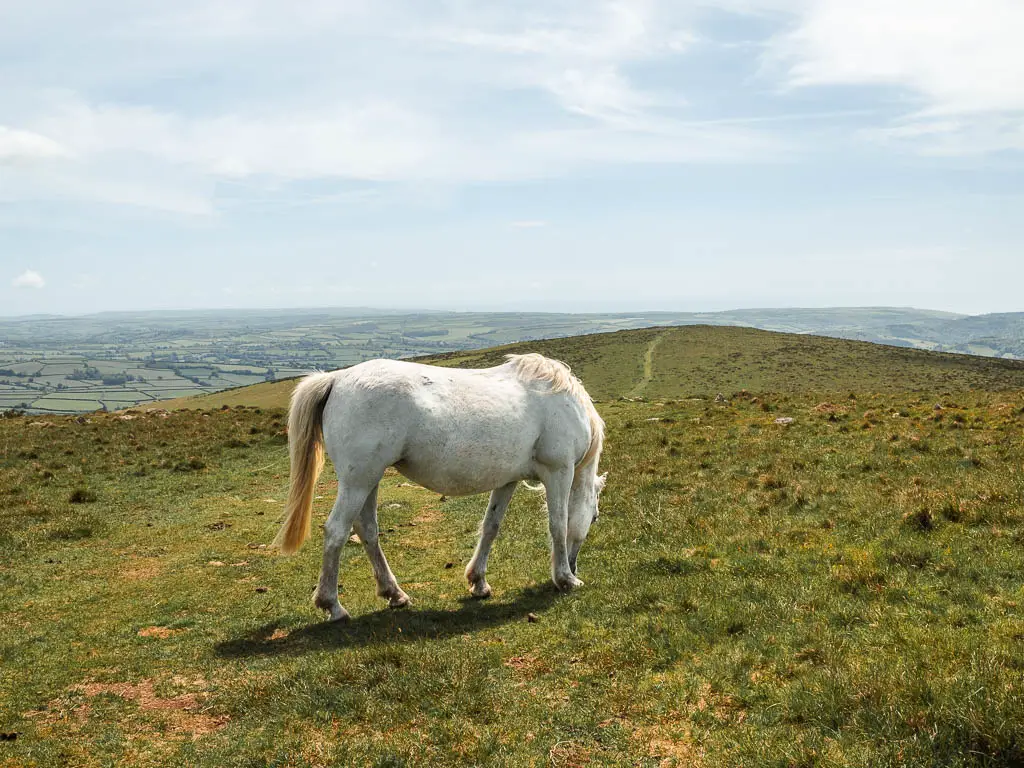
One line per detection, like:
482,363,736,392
444,562,454,569
527,613,539,623
439,495,448,502
715,393,727,403
774,417,795,426
207,561,225,567
254,586,268,593
349,534,361,544
386,503,403,509
205,521,231,531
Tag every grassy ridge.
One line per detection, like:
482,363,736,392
150,325,1024,412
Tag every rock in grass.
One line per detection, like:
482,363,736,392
69,488,97,504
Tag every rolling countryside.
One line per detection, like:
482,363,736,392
3,308,1023,415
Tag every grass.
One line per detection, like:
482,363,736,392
2,327,1024,765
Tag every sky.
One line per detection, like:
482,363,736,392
1,0,1023,317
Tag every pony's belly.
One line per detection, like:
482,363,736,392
392,459,518,497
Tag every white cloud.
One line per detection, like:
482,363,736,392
2,0,1021,218
431,1,695,124
511,220,547,228
12,270,46,289
34,101,436,181
768,0,1024,152
11,90,777,200
772,0,1024,114
864,115,1024,155
0,126,69,164
1,1,764,212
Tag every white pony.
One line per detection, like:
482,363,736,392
272,353,607,621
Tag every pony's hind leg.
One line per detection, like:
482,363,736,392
465,482,517,598
352,486,410,609
314,484,375,621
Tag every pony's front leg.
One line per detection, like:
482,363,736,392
543,469,582,591
465,482,517,598
314,486,373,621
352,486,410,609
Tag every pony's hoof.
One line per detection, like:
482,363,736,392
314,593,350,622
327,605,351,622
388,592,411,609
554,575,584,592
470,581,492,599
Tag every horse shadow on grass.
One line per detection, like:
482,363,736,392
214,584,561,658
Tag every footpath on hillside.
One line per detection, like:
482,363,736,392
625,331,668,399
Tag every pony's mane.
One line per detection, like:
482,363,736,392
504,353,604,469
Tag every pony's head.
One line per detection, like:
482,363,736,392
567,465,607,575
505,352,606,576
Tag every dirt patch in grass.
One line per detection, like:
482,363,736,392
120,558,161,580
548,740,593,768
137,626,184,639
411,507,442,526
75,679,228,738
504,654,550,679
634,724,705,766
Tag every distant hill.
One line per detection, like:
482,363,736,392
924,313,1024,358
146,324,1024,411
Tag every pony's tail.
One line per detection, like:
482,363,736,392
272,371,336,554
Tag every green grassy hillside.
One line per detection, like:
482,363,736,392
149,325,1024,412
4,327,1024,765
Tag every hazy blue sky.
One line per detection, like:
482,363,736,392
1,1,1022,317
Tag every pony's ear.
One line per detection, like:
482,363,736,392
597,472,608,491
